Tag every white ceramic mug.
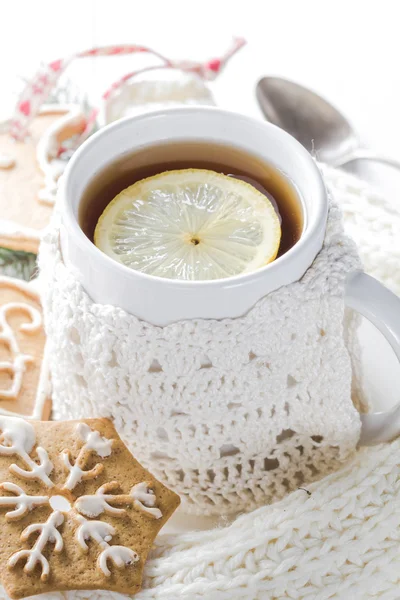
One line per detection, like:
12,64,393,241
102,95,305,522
59,106,400,445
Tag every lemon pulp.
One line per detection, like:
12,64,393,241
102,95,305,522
94,169,281,281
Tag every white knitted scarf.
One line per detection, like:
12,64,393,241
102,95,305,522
0,169,398,600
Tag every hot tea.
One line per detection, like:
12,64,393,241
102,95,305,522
80,142,304,279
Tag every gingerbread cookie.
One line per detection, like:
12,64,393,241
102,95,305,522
0,106,85,253
0,276,51,419
0,417,180,598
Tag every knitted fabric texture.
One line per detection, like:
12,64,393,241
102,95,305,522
7,436,397,600
39,186,362,517
320,166,400,298
104,70,215,124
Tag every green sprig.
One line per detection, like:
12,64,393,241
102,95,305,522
0,247,37,281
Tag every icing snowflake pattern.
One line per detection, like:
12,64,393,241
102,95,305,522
0,417,162,580
0,301,42,401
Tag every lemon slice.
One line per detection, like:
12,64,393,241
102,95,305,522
94,169,281,281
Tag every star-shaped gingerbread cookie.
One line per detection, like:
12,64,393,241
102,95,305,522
0,417,180,598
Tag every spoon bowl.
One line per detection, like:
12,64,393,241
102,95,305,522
256,76,400,171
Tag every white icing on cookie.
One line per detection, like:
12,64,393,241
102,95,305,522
48,494,71,512
131,482,162,519
0,354,33,401
0,301,42,401
76,423,113,458
0,482,49,520
0,277,50,420
9,444,54,486
0,416,54,487
62,424,113,490
0,154,15,169
61,448,103,490
75,513,139,577
37,160,65,205
0,416,36,455
75,516,115,551
75,481,132,517
0,218,42,245
75,480,162,519
36,106,86,206
98,545,139,578
8,511,64,582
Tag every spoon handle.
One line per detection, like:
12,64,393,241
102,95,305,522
333,148,400,171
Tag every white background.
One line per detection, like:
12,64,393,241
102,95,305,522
1,0,399,417
1,0,400,158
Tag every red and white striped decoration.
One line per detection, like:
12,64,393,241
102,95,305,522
9,38,246,148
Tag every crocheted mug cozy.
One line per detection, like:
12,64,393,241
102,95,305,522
39,194,362,517
0,167,391,600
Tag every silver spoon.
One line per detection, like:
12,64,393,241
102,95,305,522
256,76,400,170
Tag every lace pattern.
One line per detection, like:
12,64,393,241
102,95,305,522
38,197,361,516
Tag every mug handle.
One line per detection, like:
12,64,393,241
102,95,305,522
345,271,400,445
